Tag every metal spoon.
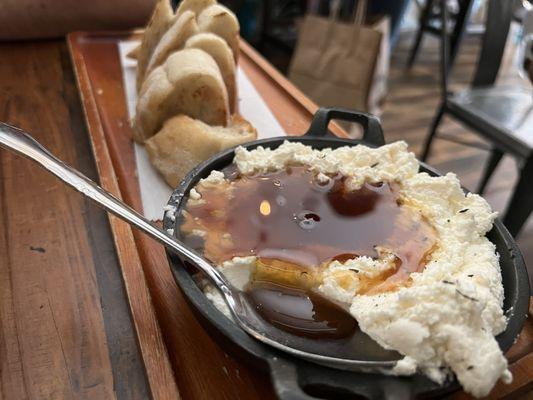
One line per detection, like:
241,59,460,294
0,123,398,372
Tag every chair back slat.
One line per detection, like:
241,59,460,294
440,0,450,100
472,0,513,87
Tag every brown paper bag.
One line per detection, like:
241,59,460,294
288,0,389,115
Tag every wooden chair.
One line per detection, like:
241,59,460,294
421,0,533,238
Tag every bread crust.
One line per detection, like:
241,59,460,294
134,48,230,142
136,0,175,92
146,114,257,187
175,0,216,18
197,4,240,62
144,10,199,80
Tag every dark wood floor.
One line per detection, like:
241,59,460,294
382,30,533,288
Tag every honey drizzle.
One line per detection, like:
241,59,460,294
181,166,437,339
181,166,437,295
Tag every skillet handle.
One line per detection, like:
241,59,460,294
268,357,318,400
268,356,416,400
380,378,415,400
304,107,385,147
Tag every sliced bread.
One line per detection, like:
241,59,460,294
175,0,216,17
197,4,240,62
185,33,236,113
136,0,176,92
143,10,199,81
145,114,257,187
134,48,229,142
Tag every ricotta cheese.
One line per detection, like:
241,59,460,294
187,141,509,398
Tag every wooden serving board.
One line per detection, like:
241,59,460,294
67,31,533,399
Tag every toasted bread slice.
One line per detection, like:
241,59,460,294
136,0,176,92
144,10,198,80
134,48,229,142
175,0,216,17
146,114,257,187
185,33,236,113
197,4,240,62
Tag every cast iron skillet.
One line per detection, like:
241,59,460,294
163,107,530,399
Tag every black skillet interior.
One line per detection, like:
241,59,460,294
163,108,530,400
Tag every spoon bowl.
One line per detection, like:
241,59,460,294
231,289,400,370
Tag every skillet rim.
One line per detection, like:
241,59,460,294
163,134,530,396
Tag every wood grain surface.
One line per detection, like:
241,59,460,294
69,36,179,400
0,40,149,399
67,31,533,400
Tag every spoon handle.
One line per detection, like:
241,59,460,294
0,122,231,292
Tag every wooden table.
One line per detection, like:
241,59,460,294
0,40,149,399
1,37,532,400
